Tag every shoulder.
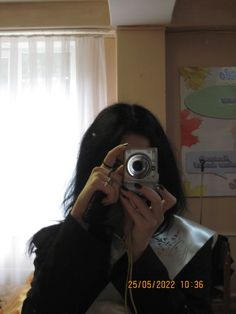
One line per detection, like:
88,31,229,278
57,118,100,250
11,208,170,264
172,215,218,248
30,221,63,253
151,215,218,279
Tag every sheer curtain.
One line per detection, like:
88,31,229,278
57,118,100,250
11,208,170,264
0,35,107,294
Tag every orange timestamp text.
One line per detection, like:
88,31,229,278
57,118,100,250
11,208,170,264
127,280,204,289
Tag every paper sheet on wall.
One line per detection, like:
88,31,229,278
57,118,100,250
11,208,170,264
180,67,236,196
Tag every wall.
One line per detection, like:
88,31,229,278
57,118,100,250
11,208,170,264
116,27,166,127
166,29,236,295
104,36,117,105
0,1,109,28
170,0,236,29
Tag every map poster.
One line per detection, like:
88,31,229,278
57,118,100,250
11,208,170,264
180,67,236,196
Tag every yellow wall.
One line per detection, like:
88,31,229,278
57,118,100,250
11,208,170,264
166,28,236,295
104,36,117,105
171,0,236,29
166,0,236,295
0,1,109,28
116,27,166,127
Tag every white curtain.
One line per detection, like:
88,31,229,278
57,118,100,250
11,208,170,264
0,35,107,295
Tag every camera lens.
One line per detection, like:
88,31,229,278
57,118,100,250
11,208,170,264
132,160,143,172
127,154,151,179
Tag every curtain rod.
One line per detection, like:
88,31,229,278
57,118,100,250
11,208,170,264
0,27,116,37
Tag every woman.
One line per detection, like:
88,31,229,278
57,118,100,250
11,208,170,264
22,103,217,314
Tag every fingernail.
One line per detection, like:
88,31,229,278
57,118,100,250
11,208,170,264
120,193,128,199
157,184,164,190
156,190,164,200
122,143,128,146
134,183,142,189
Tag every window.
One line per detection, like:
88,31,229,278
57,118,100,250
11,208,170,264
0,35,107,291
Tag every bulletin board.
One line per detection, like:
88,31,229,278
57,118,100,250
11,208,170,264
180,66,236,196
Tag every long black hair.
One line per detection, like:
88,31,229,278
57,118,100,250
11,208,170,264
63,103,186,231
29,103,186,254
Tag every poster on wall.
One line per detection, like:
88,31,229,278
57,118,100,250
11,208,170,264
180,66,236,197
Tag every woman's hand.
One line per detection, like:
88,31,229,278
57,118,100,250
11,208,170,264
120,185,176,261
71,144,127,224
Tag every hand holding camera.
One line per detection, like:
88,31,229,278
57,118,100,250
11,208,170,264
71,143,126,224
121,147,176,261
71,144,175,248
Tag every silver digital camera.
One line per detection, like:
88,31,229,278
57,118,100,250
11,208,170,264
123,148,159,191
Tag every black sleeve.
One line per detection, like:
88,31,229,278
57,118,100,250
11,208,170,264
22,214,110,314
110,238,214,314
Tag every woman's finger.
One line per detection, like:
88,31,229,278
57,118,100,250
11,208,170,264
102,172,124,205
101,143,128,170
102,181,119,205
155,185,177,211
101,165,124,205
120,189,153,221
114,164,124,176
109,165,123,187
120,194,143,225
131,184,165,221
133,184,162,206
133,184,176,212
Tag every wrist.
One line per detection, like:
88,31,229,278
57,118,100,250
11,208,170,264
71,188,94,218
70,206,83,223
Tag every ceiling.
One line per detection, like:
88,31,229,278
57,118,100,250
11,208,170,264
0,0,235,30
0,0,177,27
108,0,176,26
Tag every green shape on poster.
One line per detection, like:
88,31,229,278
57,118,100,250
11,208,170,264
184,85,236,119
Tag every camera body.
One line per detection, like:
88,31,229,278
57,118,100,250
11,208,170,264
123,147,159,191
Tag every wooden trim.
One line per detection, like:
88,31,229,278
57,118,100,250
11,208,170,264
166,25,236,33
117,25,166,31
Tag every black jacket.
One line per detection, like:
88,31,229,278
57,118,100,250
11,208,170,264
22,214,214,314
